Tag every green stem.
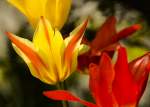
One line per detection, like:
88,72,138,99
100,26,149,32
56,82,69,107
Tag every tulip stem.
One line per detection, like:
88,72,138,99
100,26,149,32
57,82,69,107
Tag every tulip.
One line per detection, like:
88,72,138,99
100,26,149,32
8,0,71,29
43,47,150,107
78,16,141,72
6,17,88,85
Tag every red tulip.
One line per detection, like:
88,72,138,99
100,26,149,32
78,16,141,72
43,47,150,107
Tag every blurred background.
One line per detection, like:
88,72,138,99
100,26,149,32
0,0,150,107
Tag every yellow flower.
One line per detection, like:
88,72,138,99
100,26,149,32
8,0,71,29
6,17,88,85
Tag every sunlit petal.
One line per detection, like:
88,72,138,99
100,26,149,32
90,16,117,51
64,18,88,69
43,90,98,107
89,53,117,107
6,32,57,84
129,53,150,102
112,24,141,43
113,47,138,105
8,0,47,27
45,0,71,29
8,0,71,29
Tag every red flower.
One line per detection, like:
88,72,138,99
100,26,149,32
43,47,150,107
78,16,141,72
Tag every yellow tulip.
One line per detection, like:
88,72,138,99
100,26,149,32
8,0,71,29
6,17,88,85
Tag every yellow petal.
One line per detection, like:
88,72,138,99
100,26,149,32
70,49,78,73
6,32,59,84
64,45,89,79
33,17,61,82
12,43,40,78
64,18,88,69
8,0,47,27
13,44,56,84
8,0,71,29
51,29,65,80
24,0,47,27
8,0,26,15
6,32,47,69
33,17,54,63
45,0,72,29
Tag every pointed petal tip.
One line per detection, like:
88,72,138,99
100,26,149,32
64,17,89,65
5,32,15,41
101,52,111,61
40,16,45,23
116,46,128,65
109,16,117,21
107,16,117,24
100,52,113,67
117,46,126,52
5,31,11,36
40,16,44,19
131,24,142,30
83,17,89,28
43,91,50,97
101,52,110,58
112,24,141,43
40,16,46,22
118,46,127,57
89,63,96,69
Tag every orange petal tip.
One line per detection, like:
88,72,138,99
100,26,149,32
132,24,142,30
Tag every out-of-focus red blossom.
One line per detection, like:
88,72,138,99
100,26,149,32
78,16,141,72
43,47,150,107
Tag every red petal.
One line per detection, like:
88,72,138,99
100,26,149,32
77,51,100,72
113,47,138,105
90,16,117,51
112,24,141,43
43,90,97,107
129,53,150,81
129,53,150,101
89,53,117,107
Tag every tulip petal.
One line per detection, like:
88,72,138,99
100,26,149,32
113,47,138,105
24,0,47,27
129,53,150,82
43,90,97,107
8,0,26,15
51,29,65,80
8,0,47,27
112,24,141,43
33,17,65,82
64,18,88,70
77,52,100,73
129,53,150,101
45,0,71,29
89,53,117,107
6,32,47,69
90,16,117,51
12,43,40,78
6,32,56,84
33,17,54,55
12,44,55,84
33,17,54,71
